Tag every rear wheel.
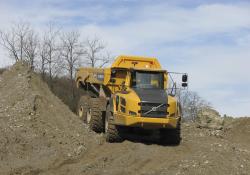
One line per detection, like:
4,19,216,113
77,96,89,122
105,105,123,142
159,120,181,145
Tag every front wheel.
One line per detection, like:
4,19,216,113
159,120,181,145
88,98,105,133
105,105,123,142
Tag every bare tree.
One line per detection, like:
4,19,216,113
42,23,61,86
60,30,84,80
84,37,112,68
39,36,48,79
0,22,30,62
15,22,30,61
0,29,19,61
99,51,114,68
23,29,39,70
178,91,210,121
60,30,85,98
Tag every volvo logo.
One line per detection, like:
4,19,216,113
151,107,157,111
144,103,165,115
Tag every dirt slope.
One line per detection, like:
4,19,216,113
0,62,249,175
0,63,100,174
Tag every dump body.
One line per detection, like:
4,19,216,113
76,55,183,143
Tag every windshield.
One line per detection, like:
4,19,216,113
131,71,164,89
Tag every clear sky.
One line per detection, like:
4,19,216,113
0,0,250,117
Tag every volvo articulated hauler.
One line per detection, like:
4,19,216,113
75,55,188,144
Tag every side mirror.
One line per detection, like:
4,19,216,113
182,83,188,87
182,74,188,82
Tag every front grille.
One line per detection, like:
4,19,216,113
139,102,168,118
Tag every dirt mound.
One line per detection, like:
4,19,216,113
0,62,99,174
0,62,249,175
223,117,250,147
40,121,250,175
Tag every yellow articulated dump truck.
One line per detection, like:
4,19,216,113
75,55,188,144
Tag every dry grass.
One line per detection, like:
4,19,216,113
42,75,81,113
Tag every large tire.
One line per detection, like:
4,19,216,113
105,105,123,142
77,96,89,122
88,98,105,133
159,120,181,145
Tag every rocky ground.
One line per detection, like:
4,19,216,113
0,63,249,175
